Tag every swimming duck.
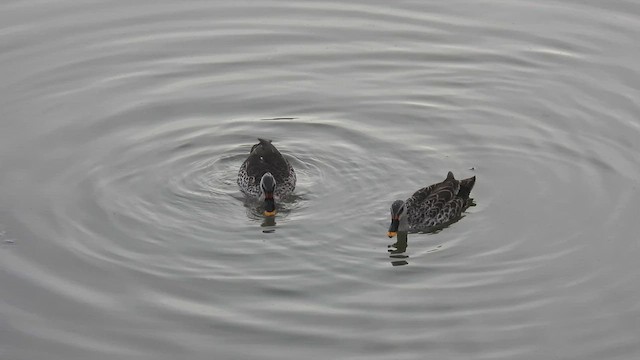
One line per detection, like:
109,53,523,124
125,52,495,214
388,171,476,237
237,138,296,216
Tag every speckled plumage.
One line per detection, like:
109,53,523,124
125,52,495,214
237,138,296,198
402,171,476,232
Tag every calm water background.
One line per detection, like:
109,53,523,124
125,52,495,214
2,1,640,359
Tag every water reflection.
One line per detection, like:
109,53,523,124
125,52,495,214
261,216,276,232
388,231,409,266
387,231,445,266
241,200,277,231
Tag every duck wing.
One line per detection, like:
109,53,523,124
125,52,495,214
408,171,458,205
244,138,292,184
404,172,462,225
404,172,476,231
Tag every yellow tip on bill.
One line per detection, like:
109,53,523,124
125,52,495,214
387,232,397,238
263,210,277,217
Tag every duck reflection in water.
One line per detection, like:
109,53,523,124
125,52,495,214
261,215,276,233
388,231,409,267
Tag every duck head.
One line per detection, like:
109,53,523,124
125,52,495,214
388,200,408,237
260,172,277,216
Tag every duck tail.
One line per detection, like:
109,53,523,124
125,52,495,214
258,138,278,152
251,138,276,154
457,176,476,200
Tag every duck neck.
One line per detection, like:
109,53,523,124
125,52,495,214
398,214,409,233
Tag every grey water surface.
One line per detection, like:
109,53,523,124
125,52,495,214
2,1,640,359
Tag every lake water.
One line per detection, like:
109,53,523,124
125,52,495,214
2,1,640,359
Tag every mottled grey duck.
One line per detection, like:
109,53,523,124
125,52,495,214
388,171,476,237
237,139,296,216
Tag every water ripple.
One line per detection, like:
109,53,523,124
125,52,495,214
2,0,640,359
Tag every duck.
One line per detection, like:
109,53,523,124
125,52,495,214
237,138,296,216
388,171,476,237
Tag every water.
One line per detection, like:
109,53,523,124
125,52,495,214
2,1,640,359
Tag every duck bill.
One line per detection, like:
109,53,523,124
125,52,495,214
263,193,276,217
387,217,399,238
